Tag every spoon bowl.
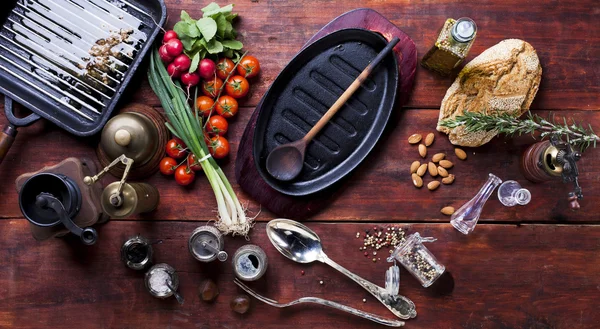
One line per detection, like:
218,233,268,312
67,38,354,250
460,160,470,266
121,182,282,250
265,140,307,181
266,219,323,263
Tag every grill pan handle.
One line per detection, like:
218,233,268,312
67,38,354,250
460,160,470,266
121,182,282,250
0,96,41,165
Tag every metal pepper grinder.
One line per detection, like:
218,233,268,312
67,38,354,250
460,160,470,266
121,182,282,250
521,135,583,210
84,155,160,218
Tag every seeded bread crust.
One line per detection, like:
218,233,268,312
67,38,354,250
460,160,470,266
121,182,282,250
436,39,542,147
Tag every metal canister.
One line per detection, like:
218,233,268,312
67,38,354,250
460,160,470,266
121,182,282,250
188,226,228,262
144,263,179,299
121,235,153,270
101,182,159,218
521,140,562,182
232,244,268,281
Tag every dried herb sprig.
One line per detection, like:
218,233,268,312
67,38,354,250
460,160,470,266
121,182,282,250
439,111,599,151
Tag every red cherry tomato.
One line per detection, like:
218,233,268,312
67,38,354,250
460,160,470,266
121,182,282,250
215,95,238,119
166,138,186,159
225,75,249,99
207,115,229,136
195,96,215,117
187,153,204,171
202,77,224,98
237,55,261,78
159,157,178,175
208,136,230,159
216,58,235,80
174,165,195,186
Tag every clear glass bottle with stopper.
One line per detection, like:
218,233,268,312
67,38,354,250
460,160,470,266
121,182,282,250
421,17,477,75
498,180,531,206
450,173,502,235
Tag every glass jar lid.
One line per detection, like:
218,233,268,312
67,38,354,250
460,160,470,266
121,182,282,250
451,18,477,42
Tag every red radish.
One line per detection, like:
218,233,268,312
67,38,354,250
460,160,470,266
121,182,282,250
173,54,191,72
181,72,200,87
159,45,174,63
167,63,182,78
198,59,216,80
164,39,183,57
163,30,178,44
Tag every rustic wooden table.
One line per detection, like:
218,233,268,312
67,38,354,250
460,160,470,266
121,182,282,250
0,1,599,328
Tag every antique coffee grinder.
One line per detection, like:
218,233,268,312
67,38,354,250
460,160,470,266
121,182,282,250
521,135,583,209
96,104,169,180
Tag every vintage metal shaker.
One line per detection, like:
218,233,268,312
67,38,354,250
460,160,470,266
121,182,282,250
421,17,477,75
232,244,268,281
121,235,153,270
188,226,228,262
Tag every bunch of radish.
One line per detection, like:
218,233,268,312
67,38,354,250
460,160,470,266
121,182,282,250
159,30,203,87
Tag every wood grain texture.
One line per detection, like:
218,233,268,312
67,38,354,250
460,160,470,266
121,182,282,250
126,0,600,110
0,220,598,329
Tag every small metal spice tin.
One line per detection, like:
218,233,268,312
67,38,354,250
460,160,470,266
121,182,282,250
387,232,445,288
144,263,179,299
232,244,268,281
121,235,153,270
188,226,228,262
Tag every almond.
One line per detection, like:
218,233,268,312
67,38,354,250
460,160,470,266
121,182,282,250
428,162,438,177
418,144,427,158
412,173,423,188
441,206,455,216
439,160,453,169
432,153,445,163
408,134,422,144
424,133,435,146
455,148,467,160
410,161,420,174
427,181,440,191
416,163,428,177
442,174,455,185
437,166,449,177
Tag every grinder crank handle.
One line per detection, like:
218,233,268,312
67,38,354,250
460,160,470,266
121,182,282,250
1,97,41,165
35,193,98,245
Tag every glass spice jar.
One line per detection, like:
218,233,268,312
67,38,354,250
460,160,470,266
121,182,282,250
387,232,445,288
421,17,477,75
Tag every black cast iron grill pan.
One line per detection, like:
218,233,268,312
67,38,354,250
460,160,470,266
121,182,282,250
0,0,166,164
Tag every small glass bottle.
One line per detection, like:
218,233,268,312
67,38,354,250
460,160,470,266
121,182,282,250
421,17,477,76
497,180,531,207
387,232,445,288
450,173,502,235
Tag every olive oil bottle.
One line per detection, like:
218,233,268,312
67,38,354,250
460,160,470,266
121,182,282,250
421,18,477,76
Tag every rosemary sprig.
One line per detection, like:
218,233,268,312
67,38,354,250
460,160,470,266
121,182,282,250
439,111,599,152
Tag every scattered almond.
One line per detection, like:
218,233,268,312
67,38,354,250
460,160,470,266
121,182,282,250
442,174,455,185
427,181,440,191
432,153,445,163
418,144,427,158
410,161,420,174
408,134,422,144
439,160,453,169
455,148,467,160
416,163,428,177
441,206,455,216
437,166,449,177
412,173,423,188
424,133,435,146
428,162,438,177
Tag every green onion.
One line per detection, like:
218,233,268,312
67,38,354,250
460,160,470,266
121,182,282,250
148,48,251,236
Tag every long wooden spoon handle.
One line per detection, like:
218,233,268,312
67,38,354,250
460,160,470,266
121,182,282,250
303,36,400,142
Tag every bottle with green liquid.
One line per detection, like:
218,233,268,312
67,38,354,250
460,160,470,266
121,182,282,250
421,17,477,76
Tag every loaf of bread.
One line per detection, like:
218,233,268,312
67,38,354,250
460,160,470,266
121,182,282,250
436,39,542,147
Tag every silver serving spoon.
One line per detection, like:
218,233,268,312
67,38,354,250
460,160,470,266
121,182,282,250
266,219,417,320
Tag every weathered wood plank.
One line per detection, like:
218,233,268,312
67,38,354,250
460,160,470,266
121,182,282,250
0,220,597,328
126,0,600,110
1,108,598,222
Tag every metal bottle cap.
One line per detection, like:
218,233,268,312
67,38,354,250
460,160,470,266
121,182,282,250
451,18,477,43
100,112,159,166
188,226,228,262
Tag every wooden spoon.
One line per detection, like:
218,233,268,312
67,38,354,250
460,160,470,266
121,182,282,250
266,36,400,181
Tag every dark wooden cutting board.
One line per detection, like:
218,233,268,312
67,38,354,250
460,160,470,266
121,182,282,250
235,8,417,219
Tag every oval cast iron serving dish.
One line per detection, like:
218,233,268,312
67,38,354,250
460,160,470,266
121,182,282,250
253,28,399,196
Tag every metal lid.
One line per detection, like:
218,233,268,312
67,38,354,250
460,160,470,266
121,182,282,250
188,226,227,262
100,112,159,166
451,18,477,43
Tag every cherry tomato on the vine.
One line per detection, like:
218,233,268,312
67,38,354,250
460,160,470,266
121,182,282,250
174,165,195,186
207,115,229,136
215,95,239,119
187,153,203,171
237,55,261,78
216,58,235,80
196,96,215,117
159,157,178,175
202,77,223,98
208,136,230,159
225,75,249,99
166,138,187,159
